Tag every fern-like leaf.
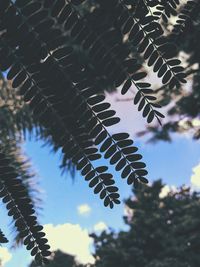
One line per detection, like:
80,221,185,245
0,150,50,264
117,1,187,90
171,0,197,39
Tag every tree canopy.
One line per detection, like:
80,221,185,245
29,250,84,267
92,180,200,267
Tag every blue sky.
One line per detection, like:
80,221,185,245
1,94,200,266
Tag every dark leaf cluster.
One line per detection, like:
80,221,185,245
92,180,200,267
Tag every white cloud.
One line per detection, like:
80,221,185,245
159,185,171,198
77,204,91,216
159,185,177,198
93,222,107,232
44,224,95,264
191,163,200,188
0,247,12,266
124,205,133,217
192,119,200,127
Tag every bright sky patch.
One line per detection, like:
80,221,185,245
0,248,12,266
77,204,91,216
93,222,107,232
191,163,200,188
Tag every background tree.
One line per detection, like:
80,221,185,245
29,250,85,267
91,180,200,267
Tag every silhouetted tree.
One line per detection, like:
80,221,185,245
92,180,200,267
29,250,85,267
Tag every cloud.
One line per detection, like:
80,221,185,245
191,163,200,188
0,247,12,266
159,185,177,198
93,222,107,232
77,204,91,216
124,205,133,217
192,119,200,127
44,223,95,264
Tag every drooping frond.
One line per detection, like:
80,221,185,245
116,1,187,90
0,78,46,250
170,0,198,39
2,139,43,247
0,148,51,264
2,139,41,208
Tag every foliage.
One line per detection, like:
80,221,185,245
92,180,200,267
0,0,196,264
138,0,200,141
29,250,84,267
0,144,51,264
